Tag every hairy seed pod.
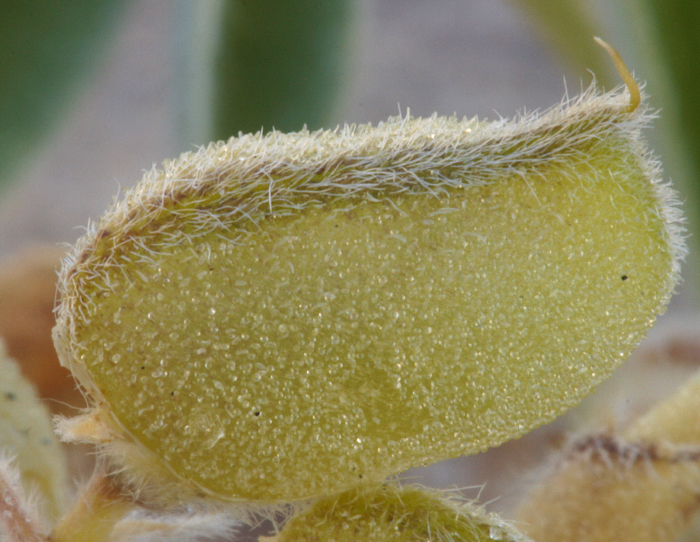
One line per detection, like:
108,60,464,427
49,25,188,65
53,68,684,503
271,483,532,542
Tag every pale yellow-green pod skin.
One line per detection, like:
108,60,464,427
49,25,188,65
272,483,532,542
53,84,684,503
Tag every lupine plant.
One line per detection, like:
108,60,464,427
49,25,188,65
0,41,691,542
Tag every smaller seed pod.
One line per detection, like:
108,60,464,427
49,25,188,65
269,483,532,542
53,50,684,504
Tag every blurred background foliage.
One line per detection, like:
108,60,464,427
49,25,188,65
0,0,358,197
212,0,358,138
0,0,697,281
0,1,132,194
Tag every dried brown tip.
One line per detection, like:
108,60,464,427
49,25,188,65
594,37,640,113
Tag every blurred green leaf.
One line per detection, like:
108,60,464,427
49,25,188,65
636,0,700,159
0,1,131,194
211,0,359,139
507,0,614,87
622,0,700,254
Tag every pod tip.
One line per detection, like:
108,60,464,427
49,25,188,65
594,36,640,113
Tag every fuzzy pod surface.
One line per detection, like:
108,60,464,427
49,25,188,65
271,483,532,542
53,81,684,503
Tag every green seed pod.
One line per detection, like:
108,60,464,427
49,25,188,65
53,69,684,503
270,483,532,542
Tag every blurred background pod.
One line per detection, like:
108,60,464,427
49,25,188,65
515,368,700,542
0,339,67,523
